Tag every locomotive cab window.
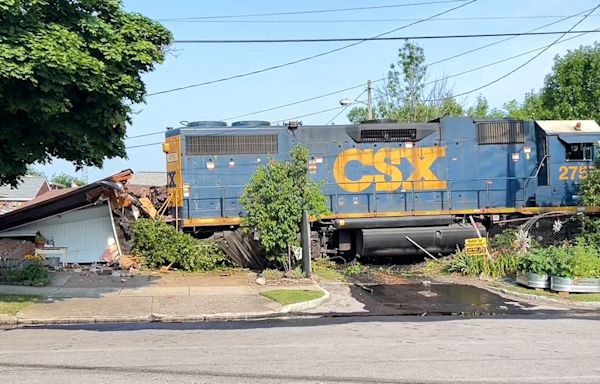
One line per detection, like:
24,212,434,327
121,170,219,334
565,143,593,161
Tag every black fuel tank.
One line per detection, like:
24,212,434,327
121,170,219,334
355,224,486,258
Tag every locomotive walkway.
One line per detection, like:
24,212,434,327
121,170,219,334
0,270,333,325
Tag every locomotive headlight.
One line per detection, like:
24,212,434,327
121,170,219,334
207,159,215,170
512,152,520,162
524,146,531,160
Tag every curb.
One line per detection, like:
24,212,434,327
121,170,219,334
0,286,331,326
485,285,600,310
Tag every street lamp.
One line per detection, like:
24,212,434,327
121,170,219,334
339,80,373,120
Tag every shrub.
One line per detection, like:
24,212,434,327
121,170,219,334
445,248,520,279
526,243,600,279
9,259,49,285
239,144,329,269
518,247,557,276
262,269,284,280
131,219,229,272
344,261,364,277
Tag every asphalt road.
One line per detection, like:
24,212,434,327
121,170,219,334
1,315,600,384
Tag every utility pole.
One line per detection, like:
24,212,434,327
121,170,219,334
367,79,373,121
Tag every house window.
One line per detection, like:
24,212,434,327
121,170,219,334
566,143,593,161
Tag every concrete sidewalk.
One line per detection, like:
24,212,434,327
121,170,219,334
0,270,331,325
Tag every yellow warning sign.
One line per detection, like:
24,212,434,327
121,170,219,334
464,237,488,256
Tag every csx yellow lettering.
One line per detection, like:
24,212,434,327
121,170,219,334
332,148,374,192
373,147,403,191
404,147,447,190
333,147,446,192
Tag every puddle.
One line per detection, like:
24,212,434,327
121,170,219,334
349,283,532,316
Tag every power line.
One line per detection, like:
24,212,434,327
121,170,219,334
173,30,600,44
127,6,589,141
126,8,600,139
125,15,593,150
423,3,600,102
157,1,469,21
160,15,600,24
126,141,164,149
146,0,478,97
325,89,368,125
220,82,378,121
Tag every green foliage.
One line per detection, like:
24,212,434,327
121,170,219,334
261,268,284,281
503,91,547,120
521,243,600,279
240,144,329,268
518,247,557,276
9,262,49,285
580,164,600,207
25,165,45,177
445,248,520,279
344,261,364,277
578,217,600,247
466,94,505,119
131,219,229,272
0,0,173,186
50,172,86,187
347,43,502,124
505,43,600,121
488,229,518,251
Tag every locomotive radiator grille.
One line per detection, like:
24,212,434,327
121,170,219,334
477,121,525,145
360,129,417,142
186,135,279,155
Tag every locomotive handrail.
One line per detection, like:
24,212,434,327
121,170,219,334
175,174,537,217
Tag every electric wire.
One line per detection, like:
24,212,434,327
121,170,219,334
172,30,600,44
325,89,368,125
157,1,470,21
422,3,600,102
160,15,600,24
126,7,592,141
146,0,478,97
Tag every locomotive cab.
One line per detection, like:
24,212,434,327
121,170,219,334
533,120,600,206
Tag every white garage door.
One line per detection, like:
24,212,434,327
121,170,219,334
0,204,116,264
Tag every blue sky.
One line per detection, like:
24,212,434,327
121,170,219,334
37,0,600,181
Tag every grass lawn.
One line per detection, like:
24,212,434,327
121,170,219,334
0,294,39,315
495,283,600,303
313,264,345,282
260,289,324,305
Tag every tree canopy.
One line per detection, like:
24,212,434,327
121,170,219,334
0,0,173,186
505,44,600,121
347,41,502,124
50,172,86,187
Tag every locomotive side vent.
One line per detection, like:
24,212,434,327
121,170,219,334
360,128,417,143
477,121,525,145
186,135,279,155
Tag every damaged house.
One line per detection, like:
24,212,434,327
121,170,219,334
0,170,161,264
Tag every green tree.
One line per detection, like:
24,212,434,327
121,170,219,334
0,0,173,186
347,41,465,124
541,44,600,121
505,44,600,121
25,165,45,177
51,172,86,187
239,144,328,270
503,91,547,120
466,94,505,119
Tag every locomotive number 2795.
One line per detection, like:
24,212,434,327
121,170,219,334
558,165,592,180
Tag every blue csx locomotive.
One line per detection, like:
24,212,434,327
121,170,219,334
163,117,600,258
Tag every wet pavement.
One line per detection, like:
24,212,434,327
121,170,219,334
348,282,534,316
